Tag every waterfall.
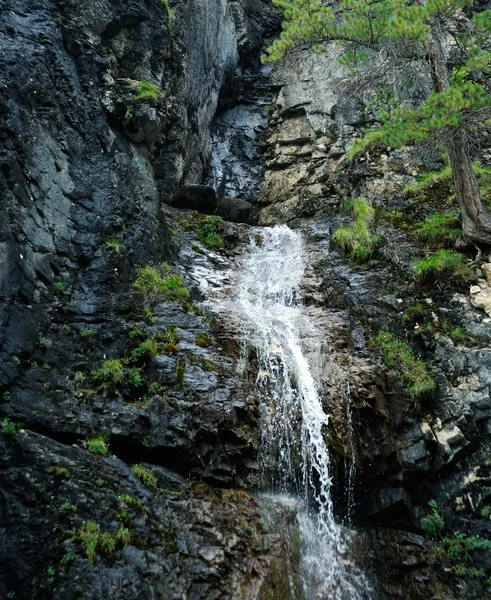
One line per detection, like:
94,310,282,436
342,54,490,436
230,225,371,600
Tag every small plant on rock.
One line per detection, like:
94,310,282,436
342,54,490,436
375,330,435,397
197,216,225,250
103,236,124,255
195,332,214,348
333,199,379,263
134,80,161,105
93,359,124,391
156,325,180,352
422,499,444,540
53,281,65,294
1,417,23,437
131,463,158,491
414,250,467,281
133,264,191,307
85,434,110,457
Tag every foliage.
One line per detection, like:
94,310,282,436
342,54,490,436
133,264,191,306
128,338,159,364
128,367,144,388
93,359,124,391
48,465,71,482
155,325,180,352
176,359,186,388
131,464,158,490
85,434,110,457
119,494,147,517
436,532,491,578
413,249,466,280
160,0,174,29
375,330,435,396
414,210,461,247
133,80,161,105
1,417,24,437
75,521,129,565
197,216,225,250
53,281,65,294
422,499,445,540
12,355,20,365
332,199,379,262
60,502,77,514
38,334,52,349
103,236,124,255
401,303,427,327
195,332,215,348
79,329,97,338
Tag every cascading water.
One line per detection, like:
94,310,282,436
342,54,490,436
230,225,371,599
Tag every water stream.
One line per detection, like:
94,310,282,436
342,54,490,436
230,225,371,599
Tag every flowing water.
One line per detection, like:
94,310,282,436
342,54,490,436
230,225,371,599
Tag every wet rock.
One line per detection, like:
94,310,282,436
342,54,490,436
171,184,218,213
216,196,253,223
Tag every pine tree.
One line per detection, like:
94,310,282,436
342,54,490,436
264,0,491,245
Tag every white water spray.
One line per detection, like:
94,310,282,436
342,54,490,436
230,226,371,599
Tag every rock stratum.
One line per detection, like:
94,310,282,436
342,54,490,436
1,0,491,599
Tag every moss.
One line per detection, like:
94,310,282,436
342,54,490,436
128,338,159,364
118,494,147,517
155,325,180,352
76,521,129,564
374,330,435,397
79,329,97,338
48,465,71,482
133,264,191,307
197,216,225,249
59,502,77,514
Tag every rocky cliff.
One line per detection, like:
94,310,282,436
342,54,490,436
2,0,491,599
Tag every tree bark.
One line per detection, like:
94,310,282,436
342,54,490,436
427,23,491,245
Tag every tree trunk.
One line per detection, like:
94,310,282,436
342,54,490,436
427,23,491,245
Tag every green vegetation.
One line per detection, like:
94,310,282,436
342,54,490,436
60,502,77,514
85,434,110,457
134,80,161,105
79,329,97,338
131,464,158,490
263,0,491,245
133,263,191,306
413,250,466,281
60,551,76,568
48,465,71,482
118,494,147,517
12,355,20,365
1,417,24,437
53,281,65,294
375,330,435,397
422,500,445,540
197,216,225,249
332,199,379,262
93,359,124,391
176,359,186,388
155,325,180,352
38,334,52,349
75,520,130,565
128,338,159,364
160,0,174,29
195,333,215,348
128,367,144,388
103,236,124,254
414,211,461,247
403,164,453,197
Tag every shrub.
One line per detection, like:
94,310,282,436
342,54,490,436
132,464,158,490
85,434,110,457
332,199,379,263
134,80,161,105
93,359,124,391
422,499,444,540
375,330,435,397
414,250,466,281
414,211,461,247
133,264,191,306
